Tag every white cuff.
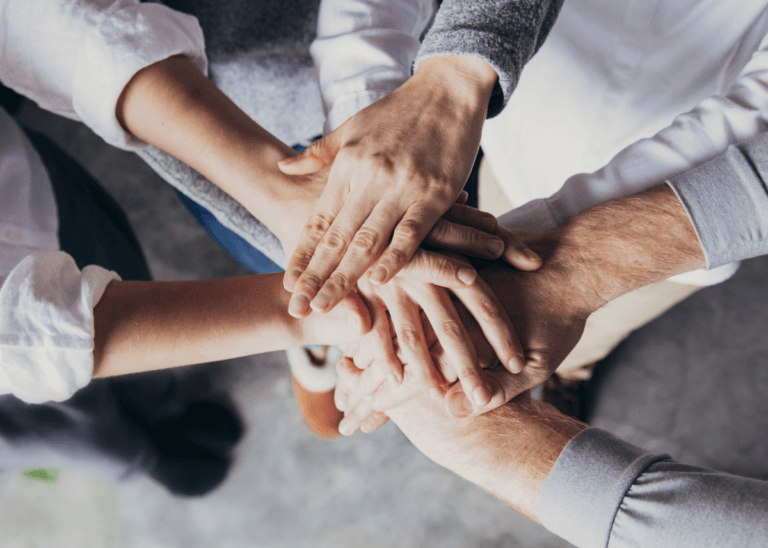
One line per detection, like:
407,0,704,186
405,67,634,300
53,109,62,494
0,252,120,403
72,1,207,150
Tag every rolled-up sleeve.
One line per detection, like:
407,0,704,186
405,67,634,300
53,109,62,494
0,252,119,404
0,0,207,150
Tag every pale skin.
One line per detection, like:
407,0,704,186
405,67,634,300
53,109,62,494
333,182,710,522
278,55,518,317
93,54,536,388
337,184,707,432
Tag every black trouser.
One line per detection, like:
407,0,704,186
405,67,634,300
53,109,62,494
0,131,239,494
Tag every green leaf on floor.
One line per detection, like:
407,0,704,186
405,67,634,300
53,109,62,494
22,468,59,483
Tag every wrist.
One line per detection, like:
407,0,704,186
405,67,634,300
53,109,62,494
533,185,706,314
413,55,497,114
455,397,587,522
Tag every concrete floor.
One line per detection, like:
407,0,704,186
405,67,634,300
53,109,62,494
0,104,572,548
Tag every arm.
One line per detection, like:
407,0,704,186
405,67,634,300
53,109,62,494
0,252,368,404
338,184,705,419
278,0,564,315
500,28,768,259
387,395,768,547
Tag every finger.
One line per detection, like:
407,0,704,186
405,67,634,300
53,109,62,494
497,227,543,271
310,198,404,313
384,285,446,398
338,398,375,436
337,354,388,398
360,411,390,434
455,190,469,205
397,249,477,288
415,284,490,407
334,366,358,413
354,282,401,377
423,218,505,259
451,277,526,374
442,202,498,233
327,290,372,337
370,375,421,411
284,178,348,298
443,358,548,418
288,183,376,316
369,201,446,286
277,129,344,175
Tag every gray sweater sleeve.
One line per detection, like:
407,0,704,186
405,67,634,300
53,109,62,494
667,133,768,269
538,428,768,548
414,0,563,117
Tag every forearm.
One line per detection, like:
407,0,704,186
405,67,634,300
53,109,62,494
116,55,316,252
454,398,587,521
537,184,706,315
92,273,301,378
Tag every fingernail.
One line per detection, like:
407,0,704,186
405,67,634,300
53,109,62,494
449,391,474,417
472,385,491,406
487,238,505,257
370,265,388,285
288,294,310,317
508,355,525,374
311,291,331,312
525,249,540,262
338,420,354,436
360,420,374,433
458,267,476,285
429,387,444,400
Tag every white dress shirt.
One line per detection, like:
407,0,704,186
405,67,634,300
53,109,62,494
0,0,206,403
313,0,768,285
311,0,436,133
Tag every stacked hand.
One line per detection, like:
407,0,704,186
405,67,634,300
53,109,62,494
278,56,500,318
334,227,601,435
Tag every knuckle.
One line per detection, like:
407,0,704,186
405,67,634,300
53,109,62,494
305,213,334,239
395,218,421,243
296,272,324,294
324,272,351,296
428,218,451,241
436,320,464,344
350,229,380,255
386,247,409,269
475,299,500,323
398,326,422,352
318,227,348,255
435,257,458,282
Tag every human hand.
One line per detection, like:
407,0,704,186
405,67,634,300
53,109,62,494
385,391,587,521
278,56,499,317
338,228,601,426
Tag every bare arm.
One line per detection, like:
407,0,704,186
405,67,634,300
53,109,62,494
93,273,369,378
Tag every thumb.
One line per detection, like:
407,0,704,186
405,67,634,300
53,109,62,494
278,127,344,175
330,290,372,336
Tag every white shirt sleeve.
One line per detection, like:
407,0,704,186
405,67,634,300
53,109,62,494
0,252,119,404
499,29,768,285
311,0,436,133
0,0,207,150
